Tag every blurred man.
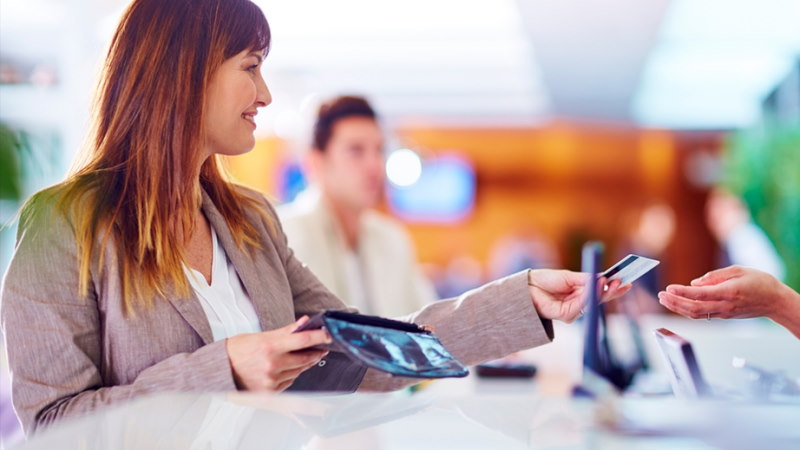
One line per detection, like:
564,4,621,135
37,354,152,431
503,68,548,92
278,96,436,317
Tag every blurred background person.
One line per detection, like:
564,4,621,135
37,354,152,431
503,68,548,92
705,187,786,281
278,96,437,317
487,228,561,281
435,253,485,299
613,202,677,315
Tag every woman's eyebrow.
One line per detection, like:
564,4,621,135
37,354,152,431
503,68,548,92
247,52,263,64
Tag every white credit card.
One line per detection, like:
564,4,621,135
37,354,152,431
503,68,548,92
599,254,660,285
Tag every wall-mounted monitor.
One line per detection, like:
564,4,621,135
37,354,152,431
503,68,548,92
387,155,475,224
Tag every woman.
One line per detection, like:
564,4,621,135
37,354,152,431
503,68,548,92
0,0,628,435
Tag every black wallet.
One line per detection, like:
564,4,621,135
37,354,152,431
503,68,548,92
294,310,469,379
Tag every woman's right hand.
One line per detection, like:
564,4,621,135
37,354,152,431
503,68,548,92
226,316,331,391
527,270,631,323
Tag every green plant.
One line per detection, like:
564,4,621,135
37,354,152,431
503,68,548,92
0,123,28,201
722,120,800,290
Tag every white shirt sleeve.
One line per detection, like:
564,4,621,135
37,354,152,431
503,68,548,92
726,222,786,281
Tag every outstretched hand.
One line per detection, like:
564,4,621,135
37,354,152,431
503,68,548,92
659,265,795,320
527,269,631,323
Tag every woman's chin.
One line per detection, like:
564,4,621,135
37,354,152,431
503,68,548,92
215,145,254,157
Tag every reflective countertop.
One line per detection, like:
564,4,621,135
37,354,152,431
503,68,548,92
14,315,800,450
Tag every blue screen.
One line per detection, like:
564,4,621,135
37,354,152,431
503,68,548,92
387,155,475,223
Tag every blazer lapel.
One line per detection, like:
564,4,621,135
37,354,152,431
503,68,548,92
201,190,280,331
156,228,213,343
167,287,214,345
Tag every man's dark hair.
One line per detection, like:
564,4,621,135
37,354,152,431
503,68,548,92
312,95,377,151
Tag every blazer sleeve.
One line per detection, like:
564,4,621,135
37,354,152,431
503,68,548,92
252,193,552,393
242,192,553,391
0,194,236,434
358,270,555,391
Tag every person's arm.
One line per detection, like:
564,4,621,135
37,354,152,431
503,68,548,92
263,197,551,391
358,270,549,391
658,265,800,338
256,193,630,392
359,269,628,391
770,285,800,339
0,194,236,434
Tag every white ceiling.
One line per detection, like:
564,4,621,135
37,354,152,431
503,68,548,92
634,0,800,128
256,0,549,133
255,0,800,132
517,0,671,121
2,0,799,134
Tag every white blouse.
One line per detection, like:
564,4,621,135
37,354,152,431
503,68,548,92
184,229,262,341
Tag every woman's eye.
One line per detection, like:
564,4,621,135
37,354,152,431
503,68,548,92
247,65,258,73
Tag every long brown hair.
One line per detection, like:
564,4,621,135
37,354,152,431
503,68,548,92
58,0,271,312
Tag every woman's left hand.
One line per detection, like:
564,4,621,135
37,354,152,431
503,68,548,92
527,269,631,323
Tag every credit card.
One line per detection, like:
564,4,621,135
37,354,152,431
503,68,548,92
599,254,659,285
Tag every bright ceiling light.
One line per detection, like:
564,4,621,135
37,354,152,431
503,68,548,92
386,149,422,187
634,48,794,128
632,0,800,128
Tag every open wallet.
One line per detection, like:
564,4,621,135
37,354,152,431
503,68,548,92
294,310,469,379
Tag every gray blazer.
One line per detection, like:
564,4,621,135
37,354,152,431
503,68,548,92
1,185,553,434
